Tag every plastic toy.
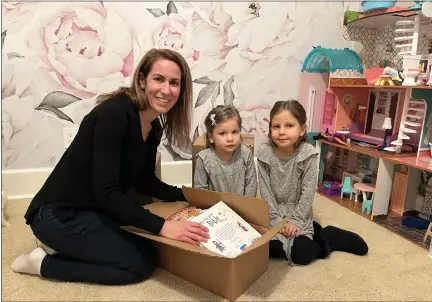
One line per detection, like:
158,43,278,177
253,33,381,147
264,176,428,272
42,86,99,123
319,181,341,197
361,192,375,215
340,177,353,200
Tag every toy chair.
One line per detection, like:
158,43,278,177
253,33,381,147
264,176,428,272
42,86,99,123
362,192,375,215
340,176,353,200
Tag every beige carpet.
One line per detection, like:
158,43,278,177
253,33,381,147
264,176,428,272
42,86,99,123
2,195,432,301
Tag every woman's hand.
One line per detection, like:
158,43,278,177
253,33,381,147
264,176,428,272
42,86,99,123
280,223,301,239
159,220,210,245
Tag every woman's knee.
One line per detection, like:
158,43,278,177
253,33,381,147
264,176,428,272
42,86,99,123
123,250,158,278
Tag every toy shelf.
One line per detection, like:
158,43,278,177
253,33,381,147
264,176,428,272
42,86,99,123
317,139,425,169
330,85,432,90
318,139,432,223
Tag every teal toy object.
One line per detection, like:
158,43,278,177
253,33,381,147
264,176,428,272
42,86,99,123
301,46,364,73
340,176,353,200
361,192,375,215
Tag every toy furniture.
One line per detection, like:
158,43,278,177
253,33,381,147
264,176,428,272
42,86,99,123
375,75,395,86
362,192,375,215
342,171,363,199
319,181,342,197
353,182,376,202
340,177,354,200
390,171,409,215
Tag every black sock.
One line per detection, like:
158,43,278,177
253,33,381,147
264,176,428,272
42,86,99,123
312,221,331,259
321,225,368,256
269,240,287,259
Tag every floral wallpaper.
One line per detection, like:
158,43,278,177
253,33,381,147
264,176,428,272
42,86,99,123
2,1,356,169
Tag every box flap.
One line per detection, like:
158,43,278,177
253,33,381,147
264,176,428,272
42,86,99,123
238,217,289,257
144,201,188,218
182,186,269,228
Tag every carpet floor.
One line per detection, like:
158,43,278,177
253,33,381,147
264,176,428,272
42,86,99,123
2,194,432,301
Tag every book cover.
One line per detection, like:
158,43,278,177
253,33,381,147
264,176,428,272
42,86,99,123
188,201,262,258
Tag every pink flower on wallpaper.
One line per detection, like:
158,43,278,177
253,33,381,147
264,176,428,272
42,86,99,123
25,2,134,99
139,2,233,80
2,2,37,33
222,2,314,76
239,107,271,150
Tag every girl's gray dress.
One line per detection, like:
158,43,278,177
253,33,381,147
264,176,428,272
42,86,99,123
257,142,319,263
194,145,257,197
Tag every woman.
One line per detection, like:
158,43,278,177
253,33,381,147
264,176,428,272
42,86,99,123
12,49,209,285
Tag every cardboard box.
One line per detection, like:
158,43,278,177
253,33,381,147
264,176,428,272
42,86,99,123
192,133,255,186
123,186,287,301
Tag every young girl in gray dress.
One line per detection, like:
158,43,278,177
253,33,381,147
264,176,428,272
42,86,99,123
194,105,257,197
257,100,368,266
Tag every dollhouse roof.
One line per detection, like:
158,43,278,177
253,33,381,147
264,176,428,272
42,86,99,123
301,46,364,73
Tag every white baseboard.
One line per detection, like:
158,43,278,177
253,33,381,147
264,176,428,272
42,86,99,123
2,161,193,200
2,168,54,200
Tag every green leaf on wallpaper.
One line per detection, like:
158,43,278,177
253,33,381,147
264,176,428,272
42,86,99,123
147,8,165,17
2,30,6,50
35,104,74,123
211,81,221,107
7,52,24,60
193,76,214,85
223,76,235,105
167,1,178,15
192,125,199,143
194,82,219,108
39,91,81,108
163,143,185,161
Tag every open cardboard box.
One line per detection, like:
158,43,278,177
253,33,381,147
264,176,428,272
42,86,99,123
192,133,255,186
123,186,287,301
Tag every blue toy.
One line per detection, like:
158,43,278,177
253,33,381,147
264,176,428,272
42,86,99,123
401,216,430,229
361,192,375,215
301,46,364,74
361,1,396,13
340,176,353,200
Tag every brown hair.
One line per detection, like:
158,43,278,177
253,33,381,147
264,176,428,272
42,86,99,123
268,100,308,147
97,48,192,148
204,105,242,148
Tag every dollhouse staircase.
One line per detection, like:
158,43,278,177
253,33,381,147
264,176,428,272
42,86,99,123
385,98,426,152
393,15,420,56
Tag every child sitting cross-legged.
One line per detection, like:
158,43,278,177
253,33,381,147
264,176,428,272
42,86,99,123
257,100,368,266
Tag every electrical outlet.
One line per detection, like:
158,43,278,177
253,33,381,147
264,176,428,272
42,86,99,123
63,127,78,149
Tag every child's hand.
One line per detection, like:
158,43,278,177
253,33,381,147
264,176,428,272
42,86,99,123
280,223,301,239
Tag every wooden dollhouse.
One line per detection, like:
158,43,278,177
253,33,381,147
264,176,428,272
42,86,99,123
304,3,432,238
